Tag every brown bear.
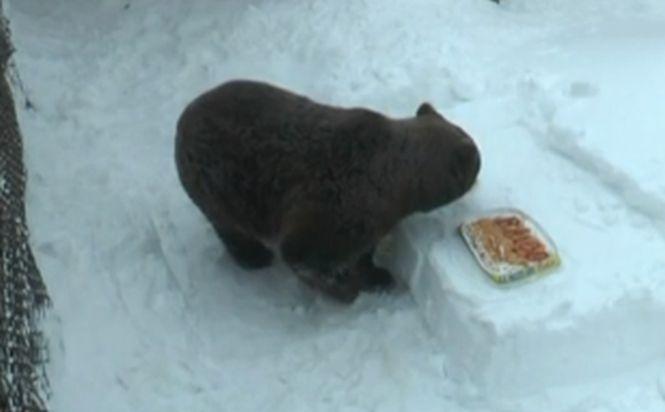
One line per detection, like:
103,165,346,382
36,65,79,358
175,80,480,302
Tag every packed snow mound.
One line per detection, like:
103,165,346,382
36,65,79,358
8,0,665,411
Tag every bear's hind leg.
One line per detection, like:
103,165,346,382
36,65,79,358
214,225,274,270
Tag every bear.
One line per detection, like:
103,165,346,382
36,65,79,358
175,80,480,302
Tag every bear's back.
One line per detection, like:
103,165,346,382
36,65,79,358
175,80,395,238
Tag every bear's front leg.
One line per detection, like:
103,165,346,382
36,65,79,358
289,264,362,303
353,249,396,292
279,207,385,303
286,253,394,303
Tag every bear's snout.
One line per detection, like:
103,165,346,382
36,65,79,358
453,140,481,192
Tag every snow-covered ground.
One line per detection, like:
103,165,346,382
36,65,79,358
7,0,665,411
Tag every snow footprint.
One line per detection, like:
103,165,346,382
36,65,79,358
567,81,599,99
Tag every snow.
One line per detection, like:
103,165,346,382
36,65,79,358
6,0,665,411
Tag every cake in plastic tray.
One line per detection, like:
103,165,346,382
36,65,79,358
459,208,560,284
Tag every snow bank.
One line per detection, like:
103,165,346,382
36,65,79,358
381,5,665,396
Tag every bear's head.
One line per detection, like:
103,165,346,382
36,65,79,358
410,102,481,212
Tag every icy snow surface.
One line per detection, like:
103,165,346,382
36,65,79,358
7,0,665,411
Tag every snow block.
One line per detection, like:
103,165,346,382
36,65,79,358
379,210,665,397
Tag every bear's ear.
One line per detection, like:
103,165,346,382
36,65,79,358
416,102,442,118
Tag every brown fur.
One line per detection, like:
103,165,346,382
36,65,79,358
175,80,480,302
